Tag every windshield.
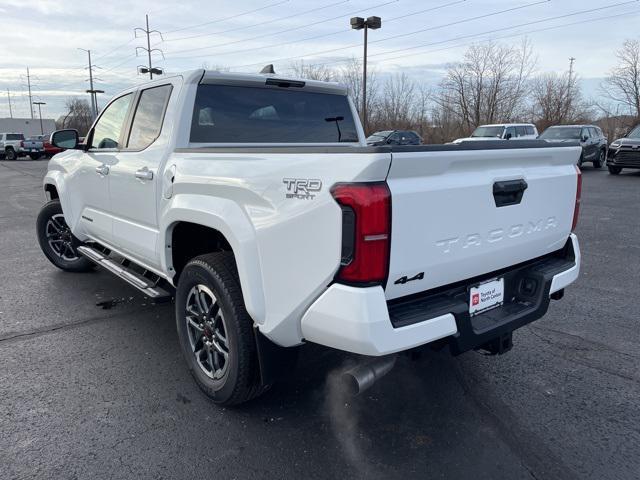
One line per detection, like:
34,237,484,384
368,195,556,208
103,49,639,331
471,126,504,138
627,126,640,138
366,131,392,141
539,127,582,140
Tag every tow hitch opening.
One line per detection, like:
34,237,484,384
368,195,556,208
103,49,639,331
477,332,513,356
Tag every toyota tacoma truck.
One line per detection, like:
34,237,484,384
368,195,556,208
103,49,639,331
37,70,582,405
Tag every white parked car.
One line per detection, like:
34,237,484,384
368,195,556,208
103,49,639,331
37,70,581,405
453,123,539,143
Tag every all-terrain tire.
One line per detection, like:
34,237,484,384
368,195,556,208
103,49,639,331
608,165,622,175
175,252,268,406
5,148,17,160
36,199,94,272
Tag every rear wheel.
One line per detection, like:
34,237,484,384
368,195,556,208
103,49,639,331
36,200,94,272
5,148,16,160
577,154,583,168
594,149,605,168
608,165,622,175
29,153,41,160
175,252,267,406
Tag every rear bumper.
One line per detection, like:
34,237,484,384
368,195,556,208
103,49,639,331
301,234,580,356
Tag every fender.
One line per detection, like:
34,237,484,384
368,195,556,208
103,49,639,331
160,193,266,326
42,170,82,234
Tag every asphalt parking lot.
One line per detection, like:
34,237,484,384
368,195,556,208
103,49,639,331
0,160,638,480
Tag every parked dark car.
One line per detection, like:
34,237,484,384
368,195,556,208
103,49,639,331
366,130,422,146
539,125,608,168
606,124,640,175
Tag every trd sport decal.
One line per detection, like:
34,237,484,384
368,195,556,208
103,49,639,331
394,272,424,285
283,178,322,200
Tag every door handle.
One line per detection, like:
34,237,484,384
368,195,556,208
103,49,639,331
135,167,154,181
95,164,109,176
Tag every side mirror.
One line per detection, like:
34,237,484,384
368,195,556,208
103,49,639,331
505,132,512,140
50,129,79,149
581,135,588,142
386,138,394,144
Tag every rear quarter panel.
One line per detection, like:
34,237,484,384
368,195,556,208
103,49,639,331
162,149,391,346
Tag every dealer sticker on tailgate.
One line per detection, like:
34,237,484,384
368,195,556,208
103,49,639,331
469,278,504,316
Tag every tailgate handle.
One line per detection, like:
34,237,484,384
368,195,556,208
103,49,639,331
493,179,528,207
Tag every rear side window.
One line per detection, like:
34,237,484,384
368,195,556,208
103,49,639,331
525,126,535,135
7,134,24,141
127,85,172,150
515,126,526,137
190,84,358,143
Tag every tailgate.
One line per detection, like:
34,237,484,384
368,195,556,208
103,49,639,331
385,145,580,300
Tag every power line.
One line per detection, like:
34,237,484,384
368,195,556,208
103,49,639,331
313,8,640,69
93,38,136,62
163,0,290,35
164,0,400,59
183,0,549,66
366,0,640,60
163,0,349,43
226,0,634,69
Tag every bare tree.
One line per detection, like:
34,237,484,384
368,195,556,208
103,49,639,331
594,101,635,141
288,60,334,82
531,71,591,130
57,98,93,136
371,73,415,130
603,39,640,119
435,39,536,134
337,57,378,131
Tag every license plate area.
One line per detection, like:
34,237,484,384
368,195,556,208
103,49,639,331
469,277,504,316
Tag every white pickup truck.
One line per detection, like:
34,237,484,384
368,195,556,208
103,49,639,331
38,70,582,405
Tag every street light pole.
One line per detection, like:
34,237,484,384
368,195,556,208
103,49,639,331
351,16,381,135
33,101,46,135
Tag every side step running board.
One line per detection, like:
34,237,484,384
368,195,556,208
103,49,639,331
78,245,172,299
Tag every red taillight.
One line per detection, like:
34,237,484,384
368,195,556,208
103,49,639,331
331,182,391,285
572,165,582,231
20,140,24,148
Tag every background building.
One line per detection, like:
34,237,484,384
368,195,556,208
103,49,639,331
0,117,57,137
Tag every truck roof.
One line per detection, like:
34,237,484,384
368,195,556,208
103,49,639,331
129,69,348,96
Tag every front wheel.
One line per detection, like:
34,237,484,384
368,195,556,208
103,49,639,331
608,165,622,175
36,200,94,272
594,149,605,168
175,252,267,406
5,148,17,160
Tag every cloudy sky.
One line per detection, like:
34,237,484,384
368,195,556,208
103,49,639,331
0,0,638,119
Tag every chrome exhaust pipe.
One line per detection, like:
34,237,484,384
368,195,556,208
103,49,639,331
342,355,397,396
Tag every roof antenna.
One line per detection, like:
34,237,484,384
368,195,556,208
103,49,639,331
259,64,275,74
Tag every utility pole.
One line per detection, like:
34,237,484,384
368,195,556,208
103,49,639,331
26,67,34,119
33,101,46,134
78,48,98,118
6,89,13,118
568,57,576,79
350,16,381,135
135,15,164,79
